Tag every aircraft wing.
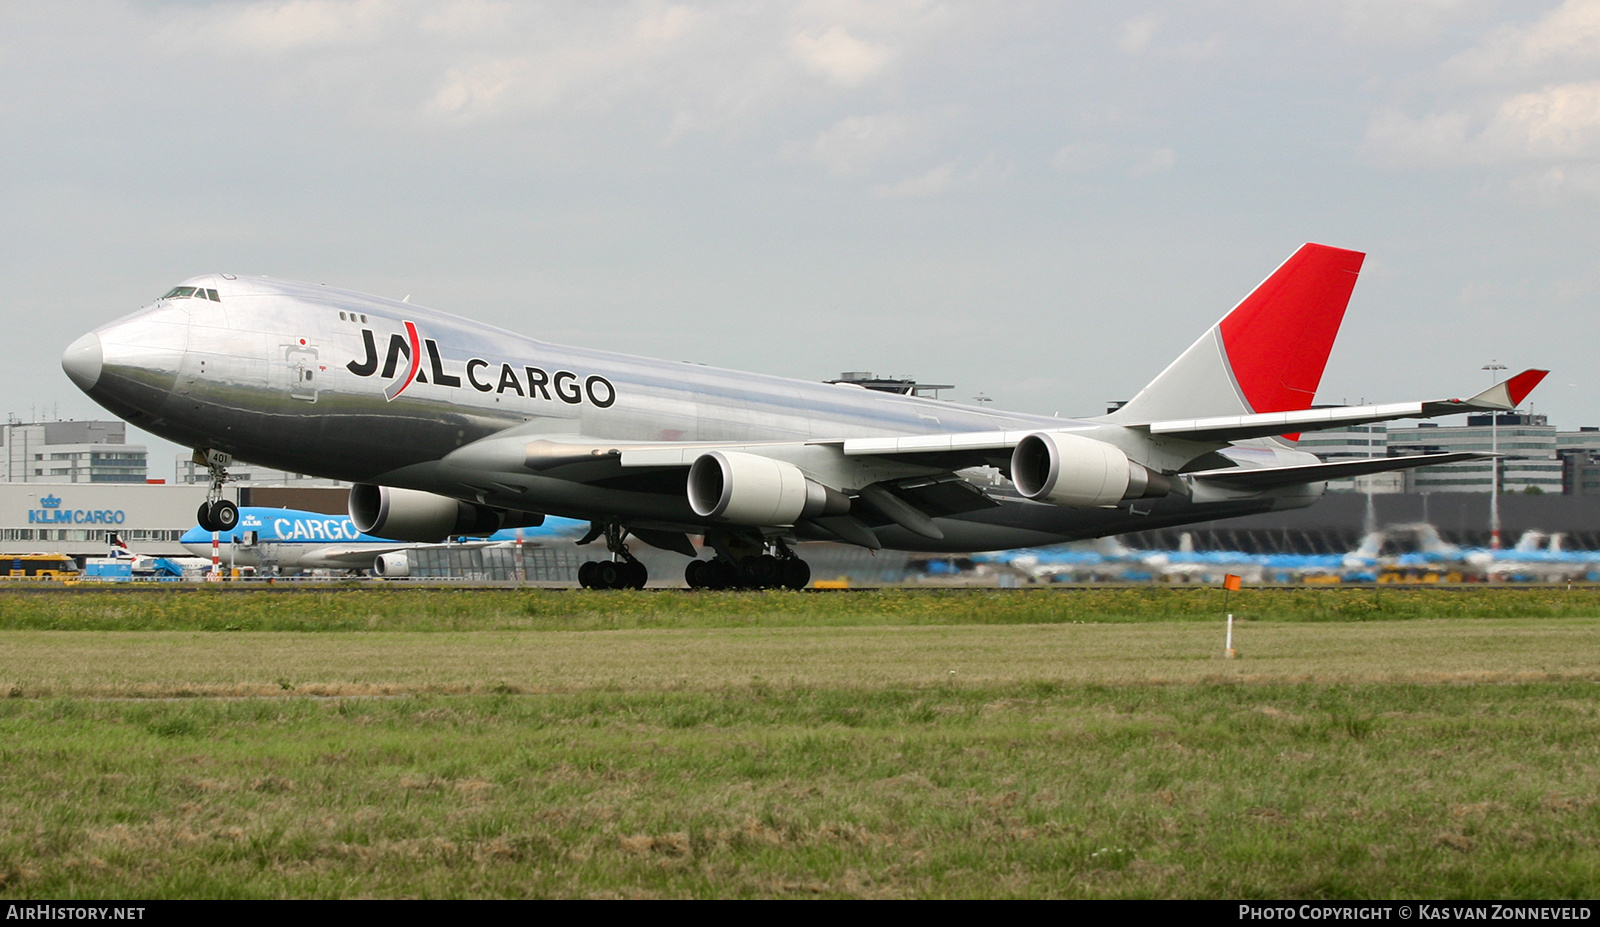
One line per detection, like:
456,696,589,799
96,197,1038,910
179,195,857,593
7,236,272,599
1139,369,1548,443
293,537,525,570
571,370,1550,472
428,368,1545,549
293,545,406,569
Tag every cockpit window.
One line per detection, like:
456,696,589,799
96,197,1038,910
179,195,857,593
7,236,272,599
159,286,222,302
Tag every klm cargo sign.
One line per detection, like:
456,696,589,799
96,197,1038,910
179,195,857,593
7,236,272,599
28,494,126,525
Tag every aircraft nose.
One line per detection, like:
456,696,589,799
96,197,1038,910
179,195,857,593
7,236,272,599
62,332,103,393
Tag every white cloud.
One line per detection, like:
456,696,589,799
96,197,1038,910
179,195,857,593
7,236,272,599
1509,162,1600,200
872,161,954,197
1442,0,1600,84
804,112,919,176
1128,147,1176,176
789,25,894,87
1365,81,1600,166
1118,14,1161,54
1115,12,1219,61
1339,0,1478,45
418,0,515,38
160,0,395,54
1052,142,1174,177
1488,81,1600,158
429,58,525,119
1052,142,1116,174
1362,0,1600,203
1362,107,1474,167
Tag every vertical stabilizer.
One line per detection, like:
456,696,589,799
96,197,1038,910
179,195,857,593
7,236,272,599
1107,244,1365,426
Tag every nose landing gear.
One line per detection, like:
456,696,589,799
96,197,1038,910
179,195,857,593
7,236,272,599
193,449,238,533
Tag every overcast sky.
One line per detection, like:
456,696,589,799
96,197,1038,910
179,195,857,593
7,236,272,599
7,1,1599,475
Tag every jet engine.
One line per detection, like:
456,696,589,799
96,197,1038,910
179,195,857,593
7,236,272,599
687,451,849,525
349,484,543,542
373,553,409,577
1010,432,1174,507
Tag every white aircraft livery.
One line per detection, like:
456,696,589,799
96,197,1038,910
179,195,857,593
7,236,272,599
61,244,1546,589
179,507,584,574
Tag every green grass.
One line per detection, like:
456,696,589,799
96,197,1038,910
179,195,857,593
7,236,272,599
1,586,1597,898
5,585,1600,632
1,683,1596,898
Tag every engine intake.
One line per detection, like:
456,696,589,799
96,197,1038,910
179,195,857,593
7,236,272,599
373,553,410,577
349,484,543,542
1010,432,1174,508
687,451,849,525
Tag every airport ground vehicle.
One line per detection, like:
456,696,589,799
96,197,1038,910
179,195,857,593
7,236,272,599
0,554,80,579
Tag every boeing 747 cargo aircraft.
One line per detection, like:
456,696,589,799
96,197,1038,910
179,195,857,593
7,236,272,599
61,244,1545,588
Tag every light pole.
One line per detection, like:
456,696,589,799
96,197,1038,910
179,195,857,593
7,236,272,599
1483,361,1507,550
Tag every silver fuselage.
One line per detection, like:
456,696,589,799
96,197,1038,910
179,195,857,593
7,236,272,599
65,275,1318,552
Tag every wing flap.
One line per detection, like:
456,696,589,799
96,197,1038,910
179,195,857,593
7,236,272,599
1188,452,1488,490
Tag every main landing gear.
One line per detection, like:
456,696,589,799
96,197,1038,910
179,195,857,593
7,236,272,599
577,521,647,590
684,534,810,590
193,449,238,533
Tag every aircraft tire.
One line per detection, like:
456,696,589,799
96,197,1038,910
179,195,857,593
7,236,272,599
212,500,239,532
594,561,623,589
625,560,648,589
704,559,735,590
780,559,811,590
197,502,216,532
685,559,705,589
742,555,781,589
578,560,597,589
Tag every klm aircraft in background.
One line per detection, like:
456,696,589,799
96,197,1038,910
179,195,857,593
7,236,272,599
181,507,585,574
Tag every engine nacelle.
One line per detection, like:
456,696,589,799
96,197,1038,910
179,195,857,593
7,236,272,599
687,451,849,525
1010,432,1174,508
373,553,410,577
349,485,543,542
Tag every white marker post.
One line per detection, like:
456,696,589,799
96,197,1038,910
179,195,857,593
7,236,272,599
209,531,221,581
1221,573,1241,659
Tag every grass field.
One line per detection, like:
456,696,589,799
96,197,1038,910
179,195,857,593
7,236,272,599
0,587,1596,898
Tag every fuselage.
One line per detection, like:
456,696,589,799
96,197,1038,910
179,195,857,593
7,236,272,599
179,506,583,570
65,274,1321,552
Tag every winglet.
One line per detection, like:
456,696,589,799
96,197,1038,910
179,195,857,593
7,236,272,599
1466,369,1549,411
1504,369,1549,407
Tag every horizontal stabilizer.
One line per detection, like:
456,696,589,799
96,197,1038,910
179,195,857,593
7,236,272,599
1188,452,1487,490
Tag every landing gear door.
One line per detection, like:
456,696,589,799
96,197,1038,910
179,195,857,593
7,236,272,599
281,343,320,402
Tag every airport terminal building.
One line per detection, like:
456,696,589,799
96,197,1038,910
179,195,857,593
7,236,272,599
0,482,219,558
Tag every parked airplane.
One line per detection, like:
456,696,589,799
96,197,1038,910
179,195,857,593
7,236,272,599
61,244,1546,589
105,531,192,578
179,506,585,574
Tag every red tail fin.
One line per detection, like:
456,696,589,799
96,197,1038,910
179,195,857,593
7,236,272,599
1108,243,1365,428
1218,243,1364,414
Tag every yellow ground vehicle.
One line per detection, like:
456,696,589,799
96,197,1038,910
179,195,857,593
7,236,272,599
0,554,81,579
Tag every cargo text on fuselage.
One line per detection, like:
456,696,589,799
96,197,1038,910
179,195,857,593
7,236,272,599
346,324,616,408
